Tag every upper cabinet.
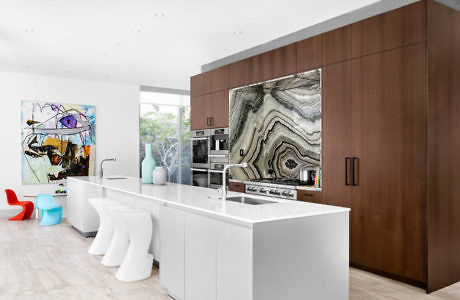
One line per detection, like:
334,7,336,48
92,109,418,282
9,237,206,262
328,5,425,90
322,25,352,65
351,1,426,58
228,60,246,89
210,65,228,92
190,71,211,97
245,44,296,85
297,35,323,72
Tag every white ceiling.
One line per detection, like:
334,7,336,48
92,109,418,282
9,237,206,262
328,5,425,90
0,0,380,90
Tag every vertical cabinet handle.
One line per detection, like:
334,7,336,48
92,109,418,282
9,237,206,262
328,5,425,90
210,117,214,126
345,157,351,186
206,118,210,126
352,157,358,186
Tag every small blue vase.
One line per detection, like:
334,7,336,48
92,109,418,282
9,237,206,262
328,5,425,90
142,144,156,184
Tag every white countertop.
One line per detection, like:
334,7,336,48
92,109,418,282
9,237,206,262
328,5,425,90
69,176,349,225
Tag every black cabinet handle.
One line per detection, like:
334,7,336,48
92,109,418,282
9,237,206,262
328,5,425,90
345,157,351,186
210,117,214,126
352,157,358,186
206,118,210,126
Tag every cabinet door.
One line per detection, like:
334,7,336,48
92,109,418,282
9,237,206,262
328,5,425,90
297,35,323,72
210,90,229,128
297,190,322,204
210,66,229,92
351,44,426,282
159,205,185,300
322,25,352,65
351,1,426,58
322,61,352,208
228,60,246,89
217,222,252,300
263,44,297,80
185,212,217,300
191,94,211,130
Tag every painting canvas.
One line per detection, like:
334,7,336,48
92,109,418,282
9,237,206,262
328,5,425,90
229,69,321,180
21,102,96,184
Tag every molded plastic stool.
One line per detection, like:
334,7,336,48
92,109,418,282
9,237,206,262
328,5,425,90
88,198,115,255
115,208,153,282
101,203,130,267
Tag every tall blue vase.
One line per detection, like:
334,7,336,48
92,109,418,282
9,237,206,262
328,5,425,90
142,144,156,184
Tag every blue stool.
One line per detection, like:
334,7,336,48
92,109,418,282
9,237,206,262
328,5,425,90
36,194,62,226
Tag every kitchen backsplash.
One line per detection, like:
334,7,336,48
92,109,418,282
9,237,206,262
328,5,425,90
229,69,322,180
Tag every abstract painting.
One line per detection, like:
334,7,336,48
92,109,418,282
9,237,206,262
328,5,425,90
229,69,321,180
21,102,96,184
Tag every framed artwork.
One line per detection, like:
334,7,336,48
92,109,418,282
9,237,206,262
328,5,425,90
21,101,96,184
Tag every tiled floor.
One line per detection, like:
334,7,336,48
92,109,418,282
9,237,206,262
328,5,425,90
0,218,459,299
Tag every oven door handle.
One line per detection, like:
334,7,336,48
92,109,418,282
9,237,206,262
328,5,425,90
208,169,224,173
190,168,209,172
208,154,227,158
191,137,209,141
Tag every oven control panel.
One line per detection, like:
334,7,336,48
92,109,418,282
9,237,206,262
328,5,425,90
245,184,297,200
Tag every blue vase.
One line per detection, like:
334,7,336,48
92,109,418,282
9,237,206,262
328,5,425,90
142,144,156,184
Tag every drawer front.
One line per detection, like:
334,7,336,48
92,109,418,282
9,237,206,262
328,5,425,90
297,190,322,204
228,182,245,193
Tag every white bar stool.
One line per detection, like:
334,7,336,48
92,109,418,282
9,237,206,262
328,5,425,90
114,208,153,282
101,203,130,267
88,198,115,255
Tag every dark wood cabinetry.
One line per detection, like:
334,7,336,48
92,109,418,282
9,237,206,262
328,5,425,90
228,181,245,193
297,190,322,204
210,66,228,92
351,1,426,58
297,35,323,72
322,61,352,209
190,0,460,292
351,44,427,284
322,25,352,65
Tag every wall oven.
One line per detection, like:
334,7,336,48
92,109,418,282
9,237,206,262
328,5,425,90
209,162,228,189
191,168,209,188
191,129,210,169
209,128,229,156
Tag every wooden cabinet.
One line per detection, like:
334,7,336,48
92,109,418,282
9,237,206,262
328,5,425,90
245,44,296,84
322,25,352,65
322,61,352,209
190,91,228,130
190,94,211,130
228,60,246,89
297,35,323,72
210,90,229,128
351,43,427,284
210,65,228,92
191,71,211,97
228,181,245,193
296,190,322,204
351,1,426,58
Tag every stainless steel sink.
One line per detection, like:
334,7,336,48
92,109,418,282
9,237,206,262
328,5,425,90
226,196,275,205
104,177,128,180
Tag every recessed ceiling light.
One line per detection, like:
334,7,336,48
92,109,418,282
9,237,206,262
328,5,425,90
24,28,35,33
114,42,122,47
154,13,165,17
131,30,141,34
105,74,110,78
233,30,243,35
100,53,107,57
13,52,22,56
24,65,30,69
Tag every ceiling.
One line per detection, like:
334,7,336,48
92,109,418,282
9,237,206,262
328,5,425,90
0,0,380,90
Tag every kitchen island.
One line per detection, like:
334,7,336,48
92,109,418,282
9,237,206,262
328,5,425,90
68,176,349,300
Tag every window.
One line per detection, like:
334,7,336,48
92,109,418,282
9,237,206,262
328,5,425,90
139,91,190,184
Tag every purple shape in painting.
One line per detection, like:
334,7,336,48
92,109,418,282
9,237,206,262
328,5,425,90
59,115,77,129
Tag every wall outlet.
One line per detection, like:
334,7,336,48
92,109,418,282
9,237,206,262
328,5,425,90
240,149,244,156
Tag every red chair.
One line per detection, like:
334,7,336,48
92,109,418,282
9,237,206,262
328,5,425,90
5,189,34,221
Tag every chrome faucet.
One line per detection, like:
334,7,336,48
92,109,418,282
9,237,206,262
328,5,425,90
221,163,248,202
99,158,116,178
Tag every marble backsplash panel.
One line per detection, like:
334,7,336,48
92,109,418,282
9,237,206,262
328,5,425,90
229,69,321,180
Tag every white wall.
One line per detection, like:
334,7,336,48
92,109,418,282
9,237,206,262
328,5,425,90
0,71,140,210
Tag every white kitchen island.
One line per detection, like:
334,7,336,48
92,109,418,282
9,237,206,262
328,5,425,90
68,176,350,300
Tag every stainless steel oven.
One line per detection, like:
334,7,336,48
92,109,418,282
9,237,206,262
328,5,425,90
191,168,209,188
191,129,210,169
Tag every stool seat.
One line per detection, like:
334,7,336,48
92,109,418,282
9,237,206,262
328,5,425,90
101,204,131,267
115,208,153,282
88,198,116,255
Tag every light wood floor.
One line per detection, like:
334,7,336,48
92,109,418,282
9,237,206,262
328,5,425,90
1,218,459,300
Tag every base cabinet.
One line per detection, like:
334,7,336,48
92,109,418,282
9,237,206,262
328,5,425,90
160,204,252,300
